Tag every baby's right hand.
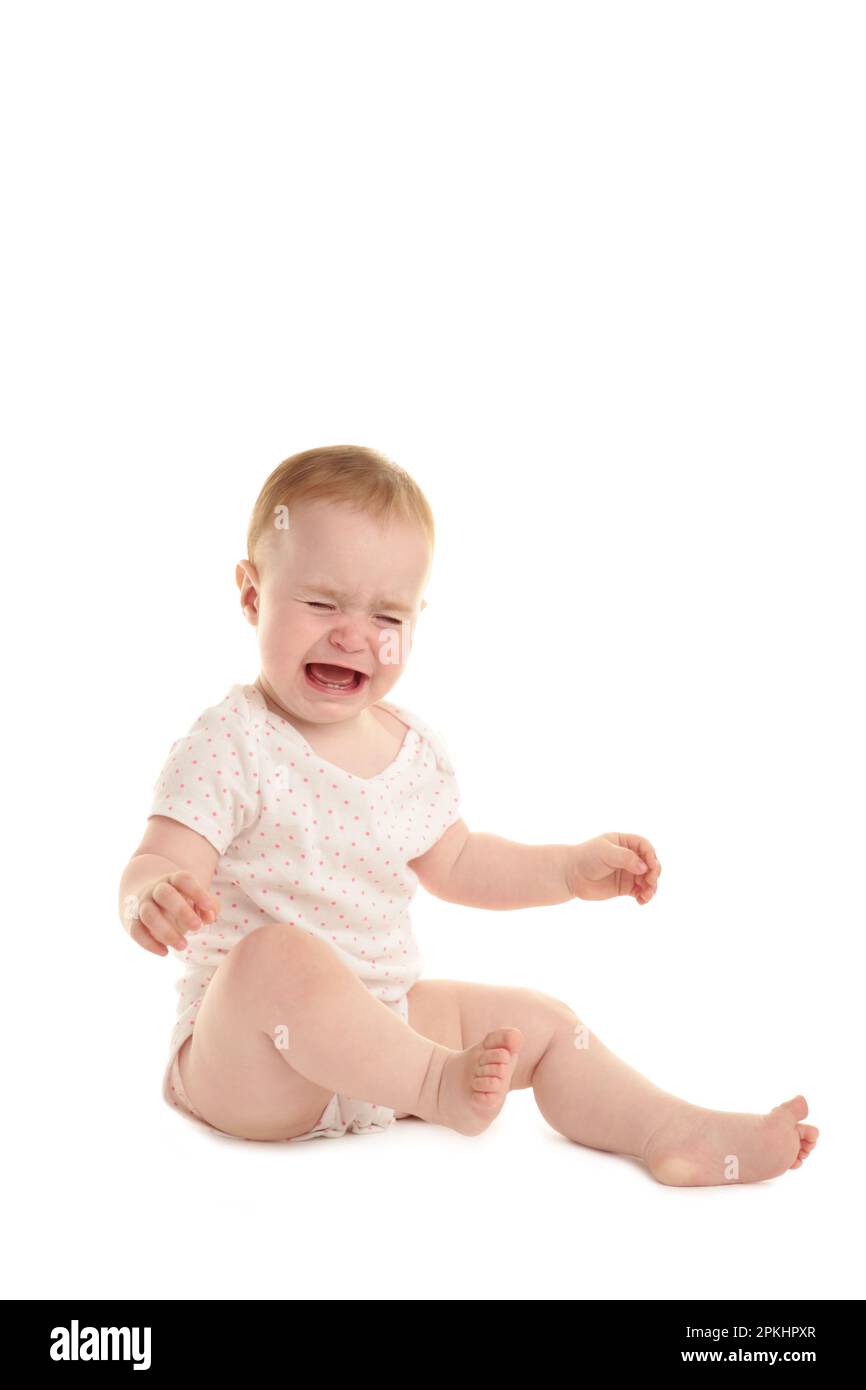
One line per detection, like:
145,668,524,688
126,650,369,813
122,871,219,957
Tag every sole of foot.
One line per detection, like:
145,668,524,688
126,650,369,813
438,1027,524,1136
643,1094,819,1187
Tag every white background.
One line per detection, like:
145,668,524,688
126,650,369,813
2,1,863,1302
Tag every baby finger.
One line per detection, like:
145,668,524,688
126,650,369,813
152,880,206,935
138,897,187,952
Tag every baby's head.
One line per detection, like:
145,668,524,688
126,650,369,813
236,445,435,727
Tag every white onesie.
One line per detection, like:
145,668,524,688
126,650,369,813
148,680,462,1140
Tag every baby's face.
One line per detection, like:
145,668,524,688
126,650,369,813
237,498,432,726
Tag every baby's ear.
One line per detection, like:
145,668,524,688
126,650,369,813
420,599,427,611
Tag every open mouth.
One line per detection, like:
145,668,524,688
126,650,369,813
304,662,369,694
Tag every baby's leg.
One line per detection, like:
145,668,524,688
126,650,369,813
427,980,819,1187
176,923,524,1141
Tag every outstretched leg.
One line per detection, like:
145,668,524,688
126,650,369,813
530,1009,819,1186
412,979,819,1186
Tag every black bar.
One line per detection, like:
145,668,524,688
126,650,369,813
2,1297,862,1372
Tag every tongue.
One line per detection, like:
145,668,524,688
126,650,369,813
309,662,357,686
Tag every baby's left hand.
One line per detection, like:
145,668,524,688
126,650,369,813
567,832,662,904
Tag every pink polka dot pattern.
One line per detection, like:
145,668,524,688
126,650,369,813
150,681,462,1102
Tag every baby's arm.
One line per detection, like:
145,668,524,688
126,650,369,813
409,821,658,909
409,819,574,909
118,816,220,955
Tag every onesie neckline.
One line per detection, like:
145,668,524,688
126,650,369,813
245,681,420,784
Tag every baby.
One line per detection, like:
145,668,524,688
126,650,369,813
119,444,818,1186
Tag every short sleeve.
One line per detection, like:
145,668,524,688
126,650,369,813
148,687,260,854
425,724,458,780
421,723,463,837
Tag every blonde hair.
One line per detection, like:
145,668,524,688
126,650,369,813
246,445,436,573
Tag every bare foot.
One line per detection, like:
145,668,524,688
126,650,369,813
434,1028,524,1136
641,1094,819,1187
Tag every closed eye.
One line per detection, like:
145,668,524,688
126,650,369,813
306,601,403,625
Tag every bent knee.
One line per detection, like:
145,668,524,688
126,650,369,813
227,921,338,994
525,987,580,1026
